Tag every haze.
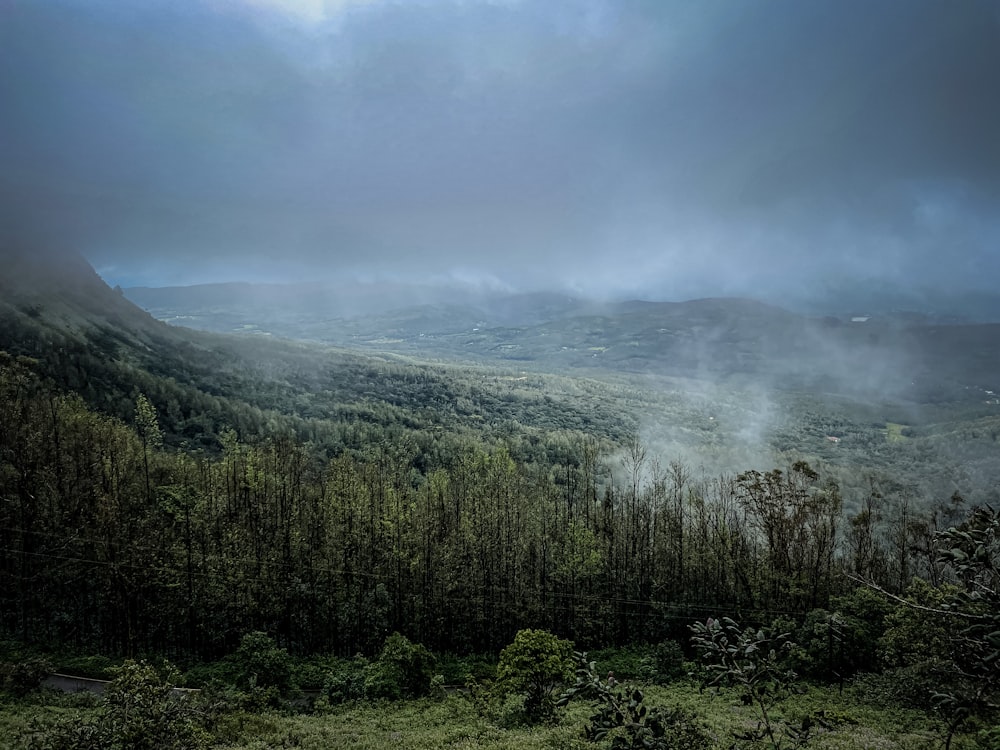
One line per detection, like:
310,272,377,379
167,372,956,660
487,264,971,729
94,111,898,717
3,0,999,306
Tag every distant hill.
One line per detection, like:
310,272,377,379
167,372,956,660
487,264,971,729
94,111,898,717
5,250,1000,504
124,281,1000,404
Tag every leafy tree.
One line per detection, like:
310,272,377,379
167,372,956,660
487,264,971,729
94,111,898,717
497,629,575,723
877,578,957,669
933,505,1000,747
691,617,816,749
735,462,841,612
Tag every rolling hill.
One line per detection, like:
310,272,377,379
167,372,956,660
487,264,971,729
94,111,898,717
124,280,1000,405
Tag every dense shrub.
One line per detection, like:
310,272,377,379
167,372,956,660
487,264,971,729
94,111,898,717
232,631,295,696
849,660,953,711
54,654,117,680
321,656,368,705
363,633,436,701
587,641,685,685
783,599,889,683
179,658,240,689
30,660,211,750
436,652,496,684
878,579,959,669
646,640,686,684
0,657,53,696
496,628,574,723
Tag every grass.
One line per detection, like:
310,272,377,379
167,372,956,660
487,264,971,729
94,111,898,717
885,422,909,443
3,680,980,750
213,683,971,749
209,697,595,750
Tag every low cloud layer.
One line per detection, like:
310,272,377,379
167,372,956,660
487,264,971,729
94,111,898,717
3,0,999,299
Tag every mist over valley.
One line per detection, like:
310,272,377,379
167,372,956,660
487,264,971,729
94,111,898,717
3,2,1000,746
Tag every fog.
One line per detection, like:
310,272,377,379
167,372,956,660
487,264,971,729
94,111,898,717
3,0,1000,307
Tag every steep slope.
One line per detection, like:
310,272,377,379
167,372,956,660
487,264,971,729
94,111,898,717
0,248,637,448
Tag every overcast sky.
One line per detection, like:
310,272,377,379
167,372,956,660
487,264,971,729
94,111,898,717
2,0,999,299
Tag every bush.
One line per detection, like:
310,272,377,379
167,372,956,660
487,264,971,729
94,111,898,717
497,628,574,723
436,652,495,684
54,654,117,680
586,641,686,685
849,660,953,711
691,617,812,748
180,658,240,689
1,657,53,695
363,633,436,701
321,656,368,705
877,579,958,669
646,640,686,684
558,652,711,750
31,659,212,750
784,605,885,682
232,631,294,696
585,646,648,682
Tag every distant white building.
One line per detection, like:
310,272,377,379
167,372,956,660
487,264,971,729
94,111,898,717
850,316,870,323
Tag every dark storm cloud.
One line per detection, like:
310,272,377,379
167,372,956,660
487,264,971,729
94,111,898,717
2,0,999,295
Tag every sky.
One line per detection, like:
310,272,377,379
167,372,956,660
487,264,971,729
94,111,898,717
2,0,1000,301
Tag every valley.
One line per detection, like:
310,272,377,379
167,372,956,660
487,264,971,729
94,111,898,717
1,250,999,749
124,278,1000,507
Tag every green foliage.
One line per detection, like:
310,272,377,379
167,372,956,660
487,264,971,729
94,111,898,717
558,652,711,749
134,392,163,449
462,672,497,720
646,640,686,685
233,631,295,696
363,633,436,701
691,617,815,749
30,659,211,750
587,641,686,685
436,652,496,684
877,579,957,668
429,673,446,701
0,657,52,696
827,587,894,667
849,659,954,711
319,656,368,705
784,598,890,682
497,629,575,724
54,655,117,680
931,505,1000,745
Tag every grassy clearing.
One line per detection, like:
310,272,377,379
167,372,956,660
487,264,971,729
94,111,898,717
197,697,595,750
885,421,908,442
4,680,977,750
211,684,966,750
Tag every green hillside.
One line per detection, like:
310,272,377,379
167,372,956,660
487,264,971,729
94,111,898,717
2,252,1000,749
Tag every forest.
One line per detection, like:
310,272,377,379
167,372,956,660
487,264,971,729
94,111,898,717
1,345,998,748
1,256,998,748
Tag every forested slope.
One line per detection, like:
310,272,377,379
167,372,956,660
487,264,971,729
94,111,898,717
0,249,992,664
0,249,636,452
0,351,890,659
